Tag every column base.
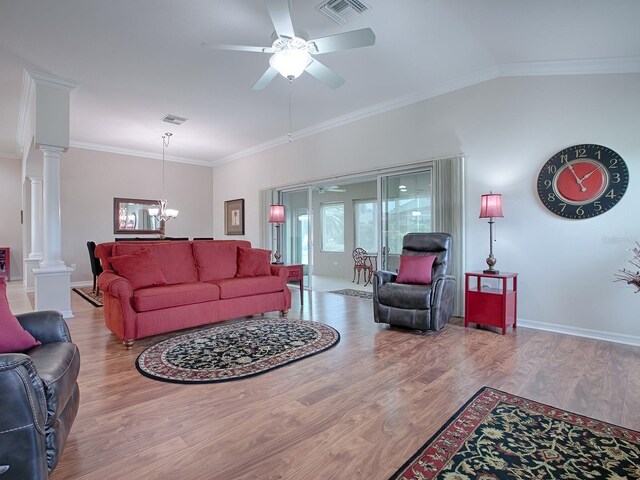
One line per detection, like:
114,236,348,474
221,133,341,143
33,265,75,318
23,257,42,293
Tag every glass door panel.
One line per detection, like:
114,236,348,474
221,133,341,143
379,169,433,272
281,189,311,289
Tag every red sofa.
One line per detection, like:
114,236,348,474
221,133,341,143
95,240,291,347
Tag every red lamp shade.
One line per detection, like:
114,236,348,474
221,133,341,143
479,193,504,218
269,204,285,223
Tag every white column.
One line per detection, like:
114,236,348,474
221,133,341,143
39,146,65,268
28,176,43,260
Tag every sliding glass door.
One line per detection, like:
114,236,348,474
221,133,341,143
379,169,433,272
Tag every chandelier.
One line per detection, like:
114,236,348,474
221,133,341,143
149,132,179,223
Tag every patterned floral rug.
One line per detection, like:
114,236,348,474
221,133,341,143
390,386,640,480
72,286,103,307
328,288,373,300
136,318,340,383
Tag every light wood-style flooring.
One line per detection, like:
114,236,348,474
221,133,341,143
45,287,640,479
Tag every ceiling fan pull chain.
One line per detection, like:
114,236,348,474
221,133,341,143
288,78,293,142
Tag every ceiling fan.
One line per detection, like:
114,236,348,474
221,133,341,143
314,185,347,193
202,0,376,90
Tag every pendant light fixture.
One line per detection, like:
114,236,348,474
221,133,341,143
149,133,179,225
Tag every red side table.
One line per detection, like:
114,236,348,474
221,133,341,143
0,247,9,281
464,271,517,334
283,264,304,305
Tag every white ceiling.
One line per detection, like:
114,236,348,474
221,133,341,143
1,0,639,166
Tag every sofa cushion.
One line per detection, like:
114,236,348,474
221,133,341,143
236,247,271,277
110,249,167,290
192,241,239,281
396,255,436,285
112,241,198,285
213,276,285,300
133,283,220,312
27,342,80,425
0,278,40,353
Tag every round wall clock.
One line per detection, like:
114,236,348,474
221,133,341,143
537,144,629,219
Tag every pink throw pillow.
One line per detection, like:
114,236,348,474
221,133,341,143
0,278,40,353
396,255,436,285
109,249,167,290
237,247,272,277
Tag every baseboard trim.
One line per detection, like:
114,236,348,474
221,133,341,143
518,318,640,347
70,281,93,288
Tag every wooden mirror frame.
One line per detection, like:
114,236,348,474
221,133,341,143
113,197,165,235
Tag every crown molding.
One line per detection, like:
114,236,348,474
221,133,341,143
27,70,81,91
215,56,640,166
68,141,213,167
0,151,21,160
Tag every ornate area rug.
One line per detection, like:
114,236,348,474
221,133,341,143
390,386,640,480
136,318,340,383
328,288,373,300
72,287,103,307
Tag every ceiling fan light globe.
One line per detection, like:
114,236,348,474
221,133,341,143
269,49,311,79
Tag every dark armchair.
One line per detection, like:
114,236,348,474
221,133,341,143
0,311,80,479
373,233,456,331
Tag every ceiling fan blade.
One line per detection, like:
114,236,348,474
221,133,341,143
308,28,376,54
201,42,272,53
252,66,279,90
305,59,345,89
266,0,295,39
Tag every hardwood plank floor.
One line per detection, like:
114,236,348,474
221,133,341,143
50,289,640,479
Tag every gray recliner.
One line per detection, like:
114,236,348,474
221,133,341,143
0,311,80,479
373,233,456,331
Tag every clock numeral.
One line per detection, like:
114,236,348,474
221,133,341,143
612,173,621,183
547,193,556,202
610,158,618,168
595,150,601,160
560,154,568,163
605,189,616,199
576,206,584,216
546,165,557,174
544,179,552,189
559,203,567,212
594,201,602,212
575,148,587,158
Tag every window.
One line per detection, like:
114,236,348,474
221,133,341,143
321,202,344,252
354,199,377,253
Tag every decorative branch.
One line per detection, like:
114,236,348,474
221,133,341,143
614,242,640,293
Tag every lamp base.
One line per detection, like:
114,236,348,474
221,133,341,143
483,268,500,275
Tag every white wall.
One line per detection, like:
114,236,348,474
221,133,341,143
211,74,640,338
57,147,213,283
0,156,23,280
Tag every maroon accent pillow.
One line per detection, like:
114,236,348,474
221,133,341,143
0,278,40,353
236,247,272,277
395,255,436,285
109,249,168,290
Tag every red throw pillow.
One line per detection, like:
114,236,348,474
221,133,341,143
109,249,167,290
0,278,40,353
237,247,272,277
395,255,436,285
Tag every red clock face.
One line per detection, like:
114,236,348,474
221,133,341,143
555,160,608,203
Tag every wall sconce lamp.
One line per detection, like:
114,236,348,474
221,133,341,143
479,192,504,274
269,204,285,264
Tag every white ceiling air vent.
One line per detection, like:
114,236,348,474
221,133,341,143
162,114,188,125
316,0,371,25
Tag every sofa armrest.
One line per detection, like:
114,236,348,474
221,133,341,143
270,265,289,279
374,270,397,286
98,271,134,298
16,311,71,344
0,353,48,479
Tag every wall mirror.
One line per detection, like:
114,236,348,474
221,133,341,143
113,197,164,235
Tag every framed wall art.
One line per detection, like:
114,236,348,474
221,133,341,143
224,198,245,235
